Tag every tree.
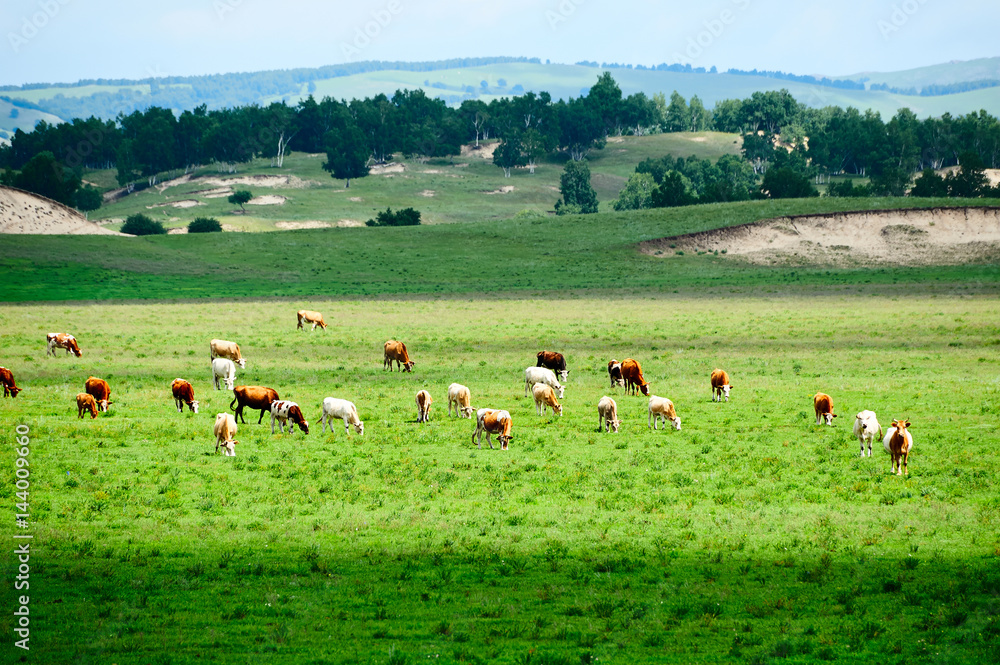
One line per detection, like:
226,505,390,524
909,169,949,197
322,120,371,188
188,217,223,233
228,189,252,212
827,179,872,197
651,171,696,208
584,72,623,136
741,133,774,174
663,91,691,132
557,98,606,161
365,207,421,227
613,172,655,210
493,135,525,177
13,151,80,206
121,214,166,236
74,185,103,212
760,168,818,199
947,151,989,197
688,95,712,132
555,160,598,214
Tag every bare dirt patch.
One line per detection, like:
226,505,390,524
275,220,331,230
167,227,188,234
348,196,363,202
461,142,499,159
641,207,1000,266
370,163,405,175
485,186,515,195
147,199,204,209
247,195,286,206
419,189,436,197
0,186,128,235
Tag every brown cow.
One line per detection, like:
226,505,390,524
1,367,22,398
47,332,82,357
536,351,568,382
621,358,650,396
230,385,280,424
297,310,328,331
383,340,414,372
76,392,98,419
416,390,432,423
883,419,914,476
607,359,625,388
814,393,837,426
85,376,112,412
171,378,199,413
711,369,733,402
472,408,513,450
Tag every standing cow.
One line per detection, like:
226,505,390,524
383,340,414,372
416,390,433,423
532,383,562,416
0,367,22,398
213,413,239,455
47,332,82,357
853,410,882,457
230,385,280,424
711,369,733,402
84,376,112,412
76,393,98,419
212,357,237,390
814,393,837,426
472,408,513,450
621,358,650,396
648,395,682,431
883,419,914,476
447,383,474,418
524,366,564,399
536,351,568,383
320,397,365,435
210,339,246,369
607,360,625,388
171,378,199,413
270,400,309,434
597,396,620,433
297,310,328,331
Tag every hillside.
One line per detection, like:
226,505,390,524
842,56,1000,90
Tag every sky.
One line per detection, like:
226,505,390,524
0,0,996,86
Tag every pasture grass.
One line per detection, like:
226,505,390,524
2,295,999,663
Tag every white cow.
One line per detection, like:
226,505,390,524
213,412,238,456
853,410,882,457
597,396,620,433
212,357,236,390
321,397,365,435
447,383,474,418
523,366,564,399
532,383,562,416
648,395,682,431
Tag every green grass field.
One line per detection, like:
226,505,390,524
1,293,999,664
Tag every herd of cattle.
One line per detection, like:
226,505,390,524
0,314,915,475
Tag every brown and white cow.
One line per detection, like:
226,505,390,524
447,383,474,418
383,340,414,372
883,419,914,476
472,408,512,450
415,390,433,423
621,358,650,396
813,393,837,426
597,396,620,433
536,351,568,382
648,395,682,431
230,385,280,424
297,310,328,331
47,332,82,357
1,367,22,398
171,378,199,413
607,360,625,388
210,339,246,369
270,400,309,434
76,392,98,419
711,369,733,402
85,376,112,412
213,412,239,455
532,383,562,416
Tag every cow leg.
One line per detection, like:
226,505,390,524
257,409,266,424
342,417,350,435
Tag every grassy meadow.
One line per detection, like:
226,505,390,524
1,294,1000,664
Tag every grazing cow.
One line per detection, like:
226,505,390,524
297,310,328,331
524,366,565,399
213,412,239,456
536,351,568,382
621,358,650,396
383,340,414,372
171,378,199,413
472,408,513,450
532,383,563,416
597,396,620,433
711,369,733,402
270,400,309,434
416,390,433,423
447,383,474,418
607,360,625,388
84,376,112,412
230,385,280,424
210,339,246,369
853,410,882,458
76,392,98,419
648,395,682,431
813,393,837,426
883,419,914,476
46,332,82,357
320,397,365,435
212,357,237,391
1,367,22,398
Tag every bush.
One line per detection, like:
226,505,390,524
827,179,872,198
366,207,421,227
121,214,166,236
188,217,223,233
74,185,103,212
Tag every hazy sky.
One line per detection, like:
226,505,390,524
1,0,996,86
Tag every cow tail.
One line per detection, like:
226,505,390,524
229,395,237,412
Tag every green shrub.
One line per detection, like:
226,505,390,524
121,214,166,236
188,217,223,233
366,207,421,227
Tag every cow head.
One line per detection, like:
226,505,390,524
461,405,475,418
220,439,238,456
290,406,309,434
236,359,246,369
558,370,568,383
7,385,22,398
98,399,110,412
403,361,414,372
640,383,650,396
556,384,565,399
353,421,365,435
823,412,837,426
720,384,732,401
609,419,621,433
189,400,200,414
671,416,682,431
225,377,235,390
499,434,511,450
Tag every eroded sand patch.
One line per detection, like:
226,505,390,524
247,195,286,205
0,186,128,235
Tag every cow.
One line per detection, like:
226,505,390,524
297,310,328,331
607,360,625,388
711,369,733,402
648,395,682,431
621,358,650,396
212,357,237,391
210,339,246,369
447,383,474,418
597,396,620,433
883,419,914,476
171,378,199,413
472,408,513,450
213,412,239,456
416,390,433,423
536,351,568,383
383,340,414,372
853,410,882,458
270,400,309,434
524,366,564,399
84,376,112,412
0,367,22,398
76,392,98,419
532,383,562,416
813,393,837,426
47,332,82,357
230,385,280,424
320,397,364,435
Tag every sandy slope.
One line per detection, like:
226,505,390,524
0,186,127,235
